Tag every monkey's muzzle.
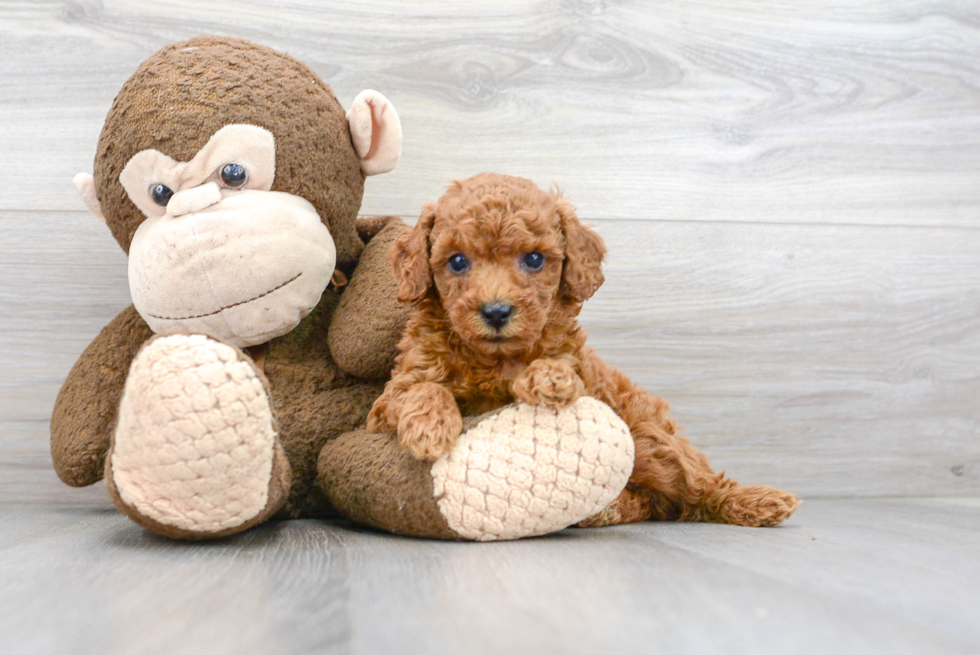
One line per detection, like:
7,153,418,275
128,189,336,347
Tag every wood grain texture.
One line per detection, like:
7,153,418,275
1,3,979,498
1,498,978,655
3,211,977,497
0,0,978,225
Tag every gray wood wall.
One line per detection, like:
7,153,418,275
1,0,978,500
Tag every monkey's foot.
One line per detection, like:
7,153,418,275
107,334,290,539
320,396,635,541
432,397,634,540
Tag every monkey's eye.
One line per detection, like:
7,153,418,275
219,163,248,188
521,252,545,271
150,184,174,207
447,254,470,274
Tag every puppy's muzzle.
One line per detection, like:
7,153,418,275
480,301,513,330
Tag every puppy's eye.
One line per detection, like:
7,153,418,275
447,254,470,274
219,163,248,188
150,184,174,207
522,251,545,271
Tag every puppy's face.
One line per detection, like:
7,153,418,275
428,196,565,358
393,173,606,359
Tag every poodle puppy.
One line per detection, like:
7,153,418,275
368,173,800,527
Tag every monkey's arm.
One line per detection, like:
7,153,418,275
328,216,411,379
50,306,154,486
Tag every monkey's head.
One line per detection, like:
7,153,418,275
74,36,401,347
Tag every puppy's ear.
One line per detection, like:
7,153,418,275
556,195,606,303
392,204,436,303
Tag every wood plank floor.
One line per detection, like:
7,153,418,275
1,497,978,655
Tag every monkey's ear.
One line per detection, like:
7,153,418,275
73,173,105,223
347,90,402,176
391,204,436,304
556,194,606,303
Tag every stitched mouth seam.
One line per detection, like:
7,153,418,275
147,272,303,321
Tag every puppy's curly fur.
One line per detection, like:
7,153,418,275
368,173,800,527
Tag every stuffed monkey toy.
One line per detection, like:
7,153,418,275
51,36,635,541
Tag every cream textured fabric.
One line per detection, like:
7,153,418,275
431,397,634,541
72,172,105,222
127,189,335,348
346,90,402,176
119,123,335,348
111,335,277,533
166,181,223,217
119,124,277,219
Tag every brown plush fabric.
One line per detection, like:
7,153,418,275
317,428,459,539
262,291,388,518
50,305,153,487
92,35,366,272
54,36,466,541
355,215,400,243
54,36,395,500
51,229,401,523
329,216,412,379
52,235,400,525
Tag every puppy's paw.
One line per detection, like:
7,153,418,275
397,382,463,460
717,485,801,527
511,359,585,410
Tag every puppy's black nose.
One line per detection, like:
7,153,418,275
480,302,513,330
